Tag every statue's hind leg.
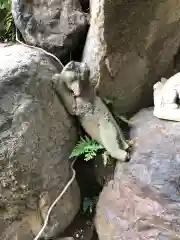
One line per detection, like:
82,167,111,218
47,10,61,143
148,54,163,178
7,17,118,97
99,118,128,162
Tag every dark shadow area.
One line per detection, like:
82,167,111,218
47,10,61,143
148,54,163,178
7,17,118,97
62,25,89,65
79,0,89,13
57,123,101,240
58,154,102,240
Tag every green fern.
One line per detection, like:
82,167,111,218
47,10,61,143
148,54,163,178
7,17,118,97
69,136,104,161
4,11,15,41
83,196,99,213
0,0,15,42
5,11,12,32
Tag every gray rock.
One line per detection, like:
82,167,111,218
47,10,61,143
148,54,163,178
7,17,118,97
0,44,80,239
95,108,180,239
11,0,88,60
82,0,180,115
1,221,34,240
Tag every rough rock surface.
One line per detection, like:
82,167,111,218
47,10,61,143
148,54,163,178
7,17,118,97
95,108,180,240
1,221,34,240
82,0,180,115
0,44,80,240
11,0,88,60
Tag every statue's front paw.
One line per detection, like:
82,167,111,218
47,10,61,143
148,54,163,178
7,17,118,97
123,142,130,150
126,139,133,147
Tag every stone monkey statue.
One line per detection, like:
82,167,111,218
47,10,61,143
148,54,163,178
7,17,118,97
52,61,130,162
153,72,180,121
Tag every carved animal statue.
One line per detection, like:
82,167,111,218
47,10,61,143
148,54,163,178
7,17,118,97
153,72,180,121
52,61,130,162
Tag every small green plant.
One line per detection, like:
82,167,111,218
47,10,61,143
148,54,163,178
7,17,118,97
4,11,14,40
83,196,99,214
69,136,104,161
0,0,15,42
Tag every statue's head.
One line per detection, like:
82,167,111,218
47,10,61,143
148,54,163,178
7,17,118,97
52,61,90,97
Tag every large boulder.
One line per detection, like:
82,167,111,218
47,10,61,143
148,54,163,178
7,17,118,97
11,0,88,60
95,108,180,239
0,44,80,239
82,0,180,115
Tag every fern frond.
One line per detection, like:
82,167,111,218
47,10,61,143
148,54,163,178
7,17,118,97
0,0,15,42
4,11,12,31
84,151,96,161
69,136,91,158
69,135,104,161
